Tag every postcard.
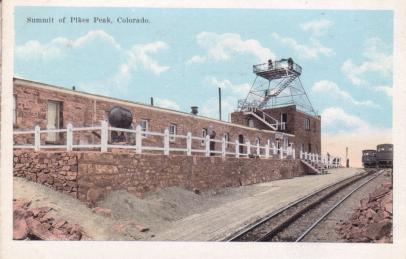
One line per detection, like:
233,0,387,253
1,0,405,259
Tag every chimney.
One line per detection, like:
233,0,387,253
191,106,198,115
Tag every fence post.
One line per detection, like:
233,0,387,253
186,132,192,156
235,140,239,158
292,147,295,159
164,128,170,155
221,137,226,158
279,147,283,159
34,125,41,151
135,125,142,154
246,141,251,156
66,123,73,152
265,140,270,159
256,143,260,155
100,121,108,152
205,135,210,157
272,143,277,156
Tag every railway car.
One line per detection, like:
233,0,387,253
376,144,393,168
362,149,377,168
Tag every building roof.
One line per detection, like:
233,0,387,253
13,77,295,137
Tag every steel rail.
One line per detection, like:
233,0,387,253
295,169,386,242
225,169,371,241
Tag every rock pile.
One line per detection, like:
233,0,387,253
336,181,393,242
13,199,86,240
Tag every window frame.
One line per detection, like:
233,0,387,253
223,132,230,148
248,118,255,128
201,128,208,146
169,123,177,142
304,118,310,131
139,119,149,138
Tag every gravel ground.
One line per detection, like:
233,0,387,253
13,167,362,241
301,170,392,242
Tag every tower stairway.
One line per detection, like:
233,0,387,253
243,108,279,131
258,75,297,109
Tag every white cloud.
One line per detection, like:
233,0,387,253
155,98,180,110
187,32,275,64
127,41,170,75
272,33,333,59
186,55,207,65
16,30,170,90
341,37,392,86
321,107,369,130
373,85,392,97
206,76,251,98
312,80,379,108
15,30,121,60
300,19,332,36
321,107,391,167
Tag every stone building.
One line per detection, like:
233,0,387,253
13,77,321,156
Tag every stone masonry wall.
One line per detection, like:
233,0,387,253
13,151,307,204
14,79,294,153
13,151,78,198
231,105,321,154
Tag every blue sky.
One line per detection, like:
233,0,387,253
14,7,393,165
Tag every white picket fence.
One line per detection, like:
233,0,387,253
13,121,296,159
299,150,342,168
13,122,342,167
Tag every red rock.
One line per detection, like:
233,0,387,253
366,208,377,219
364,220,392,240
86,188,105,204
13,199,31,210
135,224,149,232
360,198,369,210
381,182,392,190
384,202,393,214
92,207,112,217
13,218,28,240
28,219,55,240
53,219,67,229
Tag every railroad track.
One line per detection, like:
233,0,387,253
225,169,387,242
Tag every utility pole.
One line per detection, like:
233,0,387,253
346,146,349,168
218,87,222,121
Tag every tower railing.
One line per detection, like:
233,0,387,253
253,60,302,75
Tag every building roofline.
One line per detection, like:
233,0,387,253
13,77,295,137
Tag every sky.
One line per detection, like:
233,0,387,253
14,7,393,166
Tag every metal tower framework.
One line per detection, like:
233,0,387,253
237,58,317,130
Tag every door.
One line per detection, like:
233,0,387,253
238,134,244,153
47,101,61,142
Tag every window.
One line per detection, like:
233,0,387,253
304,118,310,130
13,94,17,125
140,119,148,137
255,137,260,146
280,113,287,130
301,143,305,152
248,118,255,128
201,128,207,145
169,123,177,141
46,100,61,142
308,143,312,153
224,132,230,147
313,121,317,132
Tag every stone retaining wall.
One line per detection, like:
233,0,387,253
13,151,78,198
14,151,307,203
